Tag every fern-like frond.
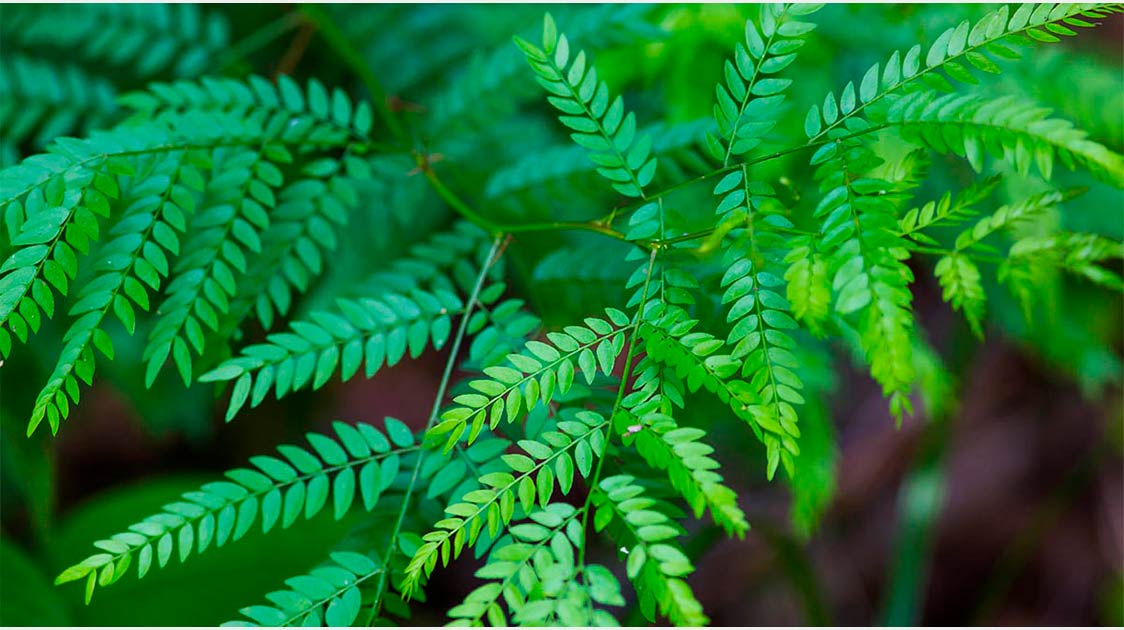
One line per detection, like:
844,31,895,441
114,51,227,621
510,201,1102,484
591,474,707,626
951,190,1064,252
935,253,987,338
782,235,832,335
1,76,383,432
23,150,205,434
877,91,1124,185
223,551,383,627
803,4,1124,142
898,175,999,244
142,147,282,386
720,255,806,450
226,171,356,332
0,4,229,79
710,161,809,449
451,503,624,627
0,55,118,159
428,308,630,450
1,76,372,324
622,360,749,537
515,15,658,198
2,77,367,219
1002,231,1124,302
56,419,417,602
403,409,610,597
121,75,374,148
203,221,501,418
709,3,823,165
199,224,500,420
811,138,916,421
640,304,799,478
201,282,497,422
922,189,1084,337
0,124,176,348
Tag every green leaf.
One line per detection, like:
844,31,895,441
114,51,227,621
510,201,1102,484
333,467,356,519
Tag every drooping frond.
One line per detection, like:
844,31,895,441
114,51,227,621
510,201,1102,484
782,235,832,336
640,304,799,478
810,138,916,421
591,474,707,626
22,150,203,434
201,284,476,421
515,15,658,198
199,225,505,421
877,91,1124,185
449,503,624,627
720,256,807,452
935,253,988,337
621,360,750,537
142,147,285,387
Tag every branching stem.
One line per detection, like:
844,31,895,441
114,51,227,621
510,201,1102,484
366,236,505,621
574,247,659,591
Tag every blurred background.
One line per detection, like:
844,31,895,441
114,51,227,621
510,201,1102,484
1,3,1121,626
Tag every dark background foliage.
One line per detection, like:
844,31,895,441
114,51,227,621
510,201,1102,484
1,3,1121,626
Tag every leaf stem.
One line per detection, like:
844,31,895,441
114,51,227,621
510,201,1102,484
908,244,1006,265
367,235,505,619
574,247,659,591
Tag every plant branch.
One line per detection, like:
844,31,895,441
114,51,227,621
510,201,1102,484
574,247,659,595
366,235,505,620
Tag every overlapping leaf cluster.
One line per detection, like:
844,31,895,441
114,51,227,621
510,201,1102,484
3,3,1121,627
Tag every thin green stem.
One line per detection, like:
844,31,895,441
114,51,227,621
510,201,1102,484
574,247,659,597
502,219,628,241
909,244,1006,265
419,167,501,234
367,236,505,620
421,163,634,243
